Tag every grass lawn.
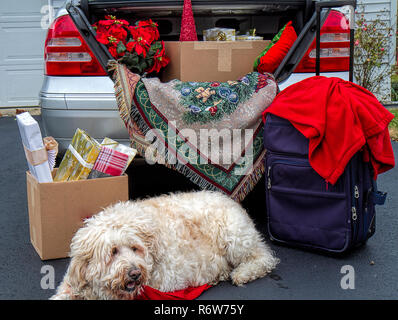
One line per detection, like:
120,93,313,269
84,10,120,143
389,108,398,141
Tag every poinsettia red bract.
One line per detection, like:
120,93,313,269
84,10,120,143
92,16,169,75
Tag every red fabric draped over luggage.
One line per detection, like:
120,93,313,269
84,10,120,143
263,76,395,184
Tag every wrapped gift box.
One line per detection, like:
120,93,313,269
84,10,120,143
16,112,53,183
88,147,130,179
54,128,101,181
100,137,137,166
88,138,137,179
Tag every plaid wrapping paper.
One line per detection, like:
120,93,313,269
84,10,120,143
90,147,129,178
100,137,137,167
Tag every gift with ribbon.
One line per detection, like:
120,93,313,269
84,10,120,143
16,112,53,183
87,147,129,179
100,137,137,166
87,138,137,179
54,128,101,182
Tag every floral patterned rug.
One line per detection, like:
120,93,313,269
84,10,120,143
110,61,277,201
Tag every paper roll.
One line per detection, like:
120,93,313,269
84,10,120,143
43,136,59,170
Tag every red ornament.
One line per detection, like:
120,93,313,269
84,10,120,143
179,0,198,41
208,106,217,116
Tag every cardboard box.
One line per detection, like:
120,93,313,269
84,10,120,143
161,40,271,83
26,170,129,260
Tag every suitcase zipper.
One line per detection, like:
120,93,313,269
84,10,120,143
352,185,360,240
351,205,357,221
363,187,372,238
354,185,359,199
349,157,359,242
267,157,347,194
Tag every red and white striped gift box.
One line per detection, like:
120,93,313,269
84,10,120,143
93,146,129,176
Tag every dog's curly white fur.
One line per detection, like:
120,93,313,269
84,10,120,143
51,191,279,300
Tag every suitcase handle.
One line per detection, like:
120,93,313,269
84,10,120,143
373,191,387,206
315,0,357,82
371,178,387,206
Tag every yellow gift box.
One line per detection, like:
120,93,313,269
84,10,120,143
54,128,101,182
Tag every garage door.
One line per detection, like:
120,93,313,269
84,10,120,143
0,0,63,107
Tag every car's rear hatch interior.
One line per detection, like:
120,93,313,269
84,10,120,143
68,0,319,81
84,0,312,40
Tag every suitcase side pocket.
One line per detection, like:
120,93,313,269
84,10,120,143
265,153,352,252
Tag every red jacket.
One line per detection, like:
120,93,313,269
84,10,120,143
263,76,395,185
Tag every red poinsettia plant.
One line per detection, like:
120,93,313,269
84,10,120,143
92,15,170,75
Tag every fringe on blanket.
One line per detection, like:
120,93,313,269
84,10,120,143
109,60,265,202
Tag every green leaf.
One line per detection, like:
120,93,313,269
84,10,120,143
146,59,154,68
140,60,148,72
116,41,126,54
152,41,162,49
120,52,140,71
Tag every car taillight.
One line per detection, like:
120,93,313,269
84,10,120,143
45,15,107,76
295,10,350,73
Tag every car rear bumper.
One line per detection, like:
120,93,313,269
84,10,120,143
40,75,130,152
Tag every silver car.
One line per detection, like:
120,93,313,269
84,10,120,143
40,0,351,153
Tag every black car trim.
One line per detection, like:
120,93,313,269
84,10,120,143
275,0,356,83
274,9,327,83
87,0,308,9
66,2,113,72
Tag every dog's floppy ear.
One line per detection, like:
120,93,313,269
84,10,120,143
61,223,99,298
50,280,75,300
134,220,162,265
50,255,89,300
65,255,89,292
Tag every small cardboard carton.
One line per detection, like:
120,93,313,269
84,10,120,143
26,170,129,260
161,40,271,83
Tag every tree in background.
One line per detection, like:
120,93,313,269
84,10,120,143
354,8,393,101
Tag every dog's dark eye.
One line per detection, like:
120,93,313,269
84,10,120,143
131,246,137,252
111,247,118,256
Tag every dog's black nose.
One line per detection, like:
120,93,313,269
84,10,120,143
128,269,141,281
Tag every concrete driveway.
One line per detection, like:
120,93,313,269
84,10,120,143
0,114,397,300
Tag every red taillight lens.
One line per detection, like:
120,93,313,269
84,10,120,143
45,15,107,76
295,10,350,73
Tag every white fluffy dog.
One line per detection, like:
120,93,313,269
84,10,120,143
51,191,279,300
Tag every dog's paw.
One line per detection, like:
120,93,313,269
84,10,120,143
230,259,275,286
230,270,258,286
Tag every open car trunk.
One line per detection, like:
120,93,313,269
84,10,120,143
66,0,355,82
66,0,323,82
84,0,312,39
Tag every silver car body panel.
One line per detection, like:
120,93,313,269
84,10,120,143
40,75,130,152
